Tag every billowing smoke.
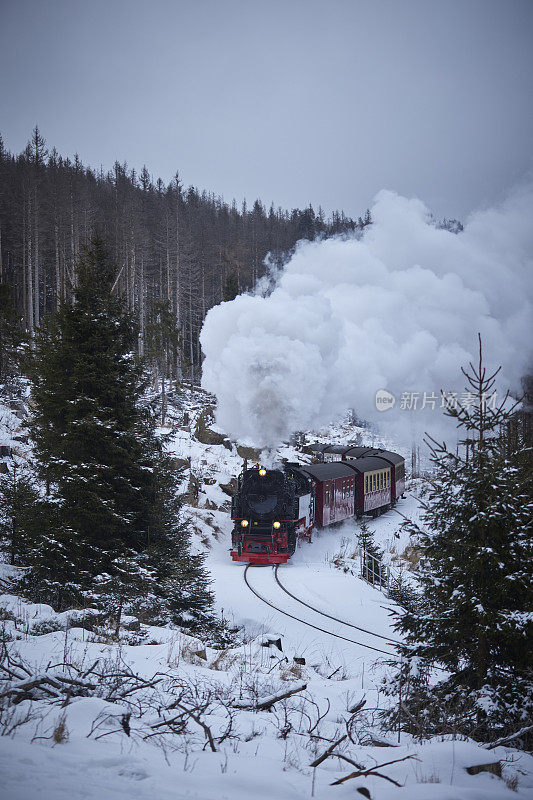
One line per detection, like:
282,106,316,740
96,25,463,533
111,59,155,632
200,186,533,448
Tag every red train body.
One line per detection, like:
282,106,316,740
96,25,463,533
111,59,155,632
230,447,406,564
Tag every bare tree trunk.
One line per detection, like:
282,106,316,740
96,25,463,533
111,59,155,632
129,234,135,311
70,190,77,299
22,200,28,329
124,249,130,310
55,223,61,309
138,254,144,356
166,217,171,303
26,194,34,338
219,248,224,303
201,262,206,319
33,187,40,327
175,202,182,384
161,349,167,425
189,291,194,383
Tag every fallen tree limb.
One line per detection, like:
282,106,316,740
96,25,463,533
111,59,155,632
233,683,307,711
332,768,402,788
330,754,417,787
484,724,533,750
309,734,347,768
333,753,365,770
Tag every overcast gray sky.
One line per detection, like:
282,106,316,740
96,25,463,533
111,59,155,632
1,0,532,220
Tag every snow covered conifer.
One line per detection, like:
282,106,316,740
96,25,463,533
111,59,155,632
0,283,25,382
20,236,216,632
390,336,532,745
357,518,382,559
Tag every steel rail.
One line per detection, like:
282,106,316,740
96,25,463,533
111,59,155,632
273,564,401,645
243,565,397,658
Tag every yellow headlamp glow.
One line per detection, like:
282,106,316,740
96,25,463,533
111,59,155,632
273,521,281,529
241,519,249,527
259,468,267,477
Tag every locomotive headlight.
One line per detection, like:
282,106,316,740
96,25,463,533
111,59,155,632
273,521,281,529
259,468,267,477
241,519,249,528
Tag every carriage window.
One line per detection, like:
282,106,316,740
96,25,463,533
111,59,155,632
380,472,383,489
365,476,368,493
325,485,330,504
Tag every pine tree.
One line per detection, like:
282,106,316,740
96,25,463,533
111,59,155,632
20,236,216,633
357,518,381,559
0,283,24,382
222,272,239,302
0,464,44,566
358,519,390,589
389,337,533,745
145,298,181,423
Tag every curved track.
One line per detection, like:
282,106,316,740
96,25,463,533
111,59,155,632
273,564,401,645
243,565,397,658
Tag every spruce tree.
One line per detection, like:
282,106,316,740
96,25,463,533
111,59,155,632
222,272,239,302
0,283,24,382
357,518,381,559
20,236,216,634
145,298,181,423
0,465,43,567
390,337,533,744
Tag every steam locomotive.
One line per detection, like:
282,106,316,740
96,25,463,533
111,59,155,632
230,446,406,564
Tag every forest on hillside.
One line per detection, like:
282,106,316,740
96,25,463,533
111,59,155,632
0,128,367,381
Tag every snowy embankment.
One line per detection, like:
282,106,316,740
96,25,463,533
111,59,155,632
0,389,531,799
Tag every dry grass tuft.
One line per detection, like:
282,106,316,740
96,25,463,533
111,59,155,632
52,713,69,744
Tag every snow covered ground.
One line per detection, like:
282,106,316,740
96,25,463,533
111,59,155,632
1,388,531,799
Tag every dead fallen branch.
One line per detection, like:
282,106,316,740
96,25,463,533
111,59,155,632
466,761,502,777
483,724,533,750
233,682,307,711
309,734,347,768
330,754,417,787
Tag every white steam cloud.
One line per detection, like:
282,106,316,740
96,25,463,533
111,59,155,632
200,186,533,448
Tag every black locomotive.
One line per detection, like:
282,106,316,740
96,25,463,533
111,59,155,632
230,447,406,564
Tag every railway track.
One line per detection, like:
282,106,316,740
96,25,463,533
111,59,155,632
243,564,397,658
273,564,401,645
